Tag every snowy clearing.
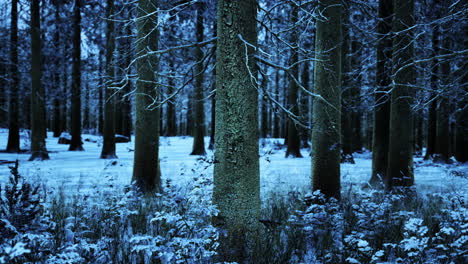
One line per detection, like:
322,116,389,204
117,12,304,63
0,129,466,197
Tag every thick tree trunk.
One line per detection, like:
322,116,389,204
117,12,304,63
213,0,260,261
311,0,342,199
370,0,392,185
132,0,161,193
6,0,20,153
386,0,415,189
191,2,206,155
69,0,83,151
100,0,117,159
29,0,49,161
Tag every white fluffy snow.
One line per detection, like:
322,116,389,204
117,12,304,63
0,129,466,197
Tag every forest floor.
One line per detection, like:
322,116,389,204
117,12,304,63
0,128,467,198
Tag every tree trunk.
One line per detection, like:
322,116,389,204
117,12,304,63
285,6,302,158
69,0,83,151
341,11,354,164
311,0,342,199
370,0,392,185
6,0,20,153
29,0,49,161
425,23,440,160
386,0,415,189
213,0,260,261
166,60,177,136
190,2,206,155
260,75,268,139
52,1,62,138
98,49,104,135
132,0,161,193
100,0,117,159
434,19,450,163
300,62,310,149
273,71,280,138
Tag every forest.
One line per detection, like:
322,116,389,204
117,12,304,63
0,0,467,263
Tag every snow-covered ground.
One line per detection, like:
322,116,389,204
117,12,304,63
0,129,466,197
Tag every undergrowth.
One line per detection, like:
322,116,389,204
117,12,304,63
1,161,467,263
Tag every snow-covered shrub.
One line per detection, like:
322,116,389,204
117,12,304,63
289,190,343,263
0,161,42,238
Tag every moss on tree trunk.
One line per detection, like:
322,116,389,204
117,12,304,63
213,0,260,261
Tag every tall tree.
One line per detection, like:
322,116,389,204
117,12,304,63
311,0,342,199
285,5,302,158
370,0,393,185
213,0,260,261
386,0,415,189
52,0,62,138
69,0,84,151
434,9,451,163
100,0,117,159
166,59,177,136
341,9,354,164
190,2,206,155
29,0,49,161
424,20,440,160
6,0,20,153
132,0,161,192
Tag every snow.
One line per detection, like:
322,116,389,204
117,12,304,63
0,129,467,198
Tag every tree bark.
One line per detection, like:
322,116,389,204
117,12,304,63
166,60,177,136
190,2,206,155
311,0,342,199
69,0,84,151
370,0,392,185
100,0,117,159
132,0,161,193
6,0,20,153
434,17,451,163
425,22,440,160
285,6,302,158
386,0,415,189
29,0,49,161
341,11,354,164
213,0,260,261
